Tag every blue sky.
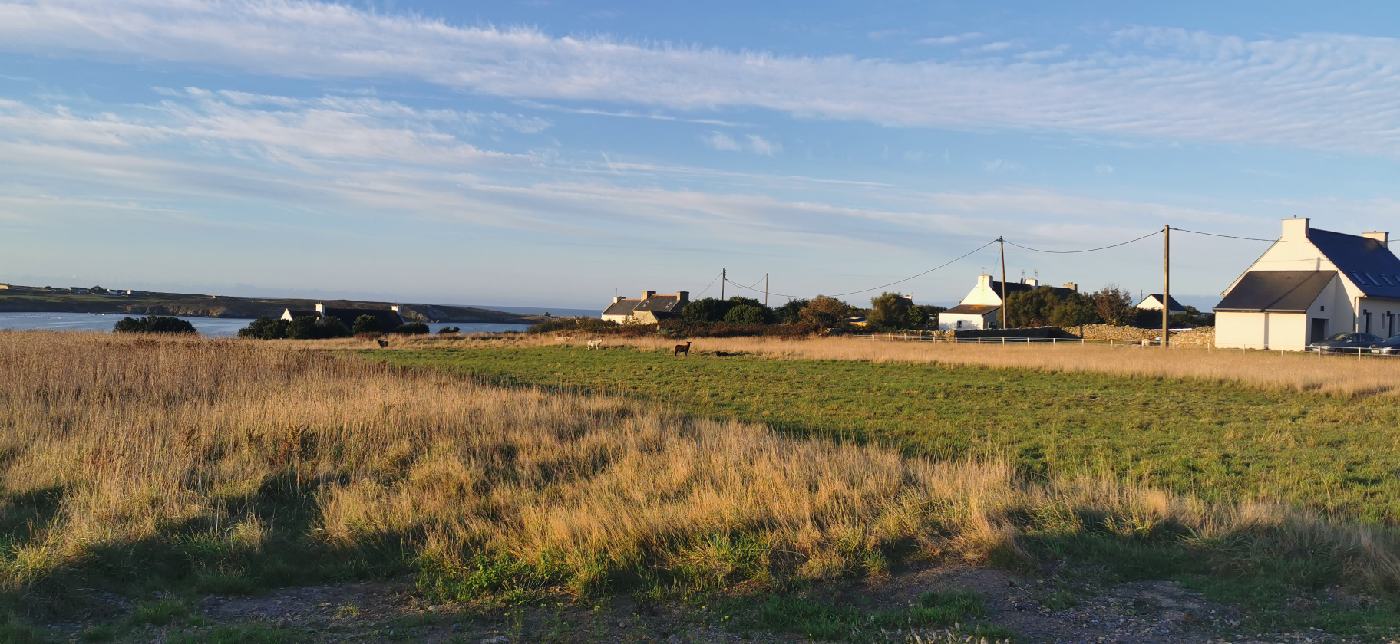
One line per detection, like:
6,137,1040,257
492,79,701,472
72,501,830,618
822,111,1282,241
3,1,1400,309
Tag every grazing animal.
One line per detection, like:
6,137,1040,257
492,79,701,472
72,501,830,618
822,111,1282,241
673,341,692,357
587,339,603,350
376,339,389,348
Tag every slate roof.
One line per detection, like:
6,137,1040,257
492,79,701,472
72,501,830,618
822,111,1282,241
989,281,1076,299
1140,294,1187,312
284,309,318,319
603,299,641,316
633,294,685,313
943,303,1000,315
321,307,403,330
1308,228,1400,299
1215,271,1337,313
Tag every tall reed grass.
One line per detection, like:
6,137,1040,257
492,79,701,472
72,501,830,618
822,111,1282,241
2,331,1396,609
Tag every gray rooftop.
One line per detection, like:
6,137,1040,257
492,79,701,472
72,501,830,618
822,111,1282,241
1215,271,1337,313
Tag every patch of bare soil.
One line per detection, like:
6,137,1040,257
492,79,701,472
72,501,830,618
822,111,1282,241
46,567,1380,642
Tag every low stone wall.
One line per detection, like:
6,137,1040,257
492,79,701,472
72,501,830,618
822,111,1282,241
1076,324,1214,347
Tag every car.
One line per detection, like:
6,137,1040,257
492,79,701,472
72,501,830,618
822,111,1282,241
1307,332,1382,354
1371,334,1400,355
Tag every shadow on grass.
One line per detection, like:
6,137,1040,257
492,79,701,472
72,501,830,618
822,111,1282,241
6,471,413,623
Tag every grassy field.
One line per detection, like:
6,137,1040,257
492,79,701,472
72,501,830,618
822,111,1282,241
377,342,1400,523
4,332,1400,640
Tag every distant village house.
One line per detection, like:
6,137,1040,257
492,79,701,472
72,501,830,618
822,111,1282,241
938,275,1078,330
1214,218,1400,350
280,303,404,330
1135,293,1185,313
602,291,690,324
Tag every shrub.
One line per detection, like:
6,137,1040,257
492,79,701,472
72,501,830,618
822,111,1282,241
286,316,352,340
113,316,197,334
438,326,462,335
774,299,809,324
798,296,852,329
237,317,290,340
395,322,430,335
1091,286,1135,326
867,292,913,330
352,314,386,335
528,317,621,334
682,298,732,323
723,304,770,325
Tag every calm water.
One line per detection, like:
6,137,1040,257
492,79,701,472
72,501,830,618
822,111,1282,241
0,313,530,337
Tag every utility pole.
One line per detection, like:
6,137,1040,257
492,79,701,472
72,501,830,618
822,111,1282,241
1162,225,1170,349
764,273,769,307
720,268,726,300
998,236,1008,330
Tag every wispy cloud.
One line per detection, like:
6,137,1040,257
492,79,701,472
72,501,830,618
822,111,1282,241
702,131,781,156
3,3,1400,156
917,32,983,46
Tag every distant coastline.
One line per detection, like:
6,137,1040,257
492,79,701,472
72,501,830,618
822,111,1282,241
0,283,549,324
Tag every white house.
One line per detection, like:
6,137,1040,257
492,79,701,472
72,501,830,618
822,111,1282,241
937,275,1078,330
1214,218,1400,350
1135,293,1185,313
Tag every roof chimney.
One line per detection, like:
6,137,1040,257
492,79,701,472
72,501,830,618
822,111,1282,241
1281,216,1310,241
677,291,689,303
613,296,626,304
642,290,655,300
1363,231,1389,247
1063,282,1078,292
977,274,992,287
1022,277,1039,287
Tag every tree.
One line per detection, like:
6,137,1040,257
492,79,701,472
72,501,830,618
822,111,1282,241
352,314,384,335
113,316,196,334
1091,286,1135,326
238,317,290,340
908,305,945,329
723,304,769,324
799,296,852,329
438,326,462,334
287,315,351,340
1005,287,1066,327
867,292,914,330
1049,293,1095,328
681,298,731,323
774,299,809,324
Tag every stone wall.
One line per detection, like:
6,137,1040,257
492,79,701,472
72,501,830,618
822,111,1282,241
1076,324,1214,347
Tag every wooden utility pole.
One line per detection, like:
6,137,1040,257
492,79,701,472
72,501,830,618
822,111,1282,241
764,273,769,307
998,236,1008,329
1162,225,1170,349
720,267,726,300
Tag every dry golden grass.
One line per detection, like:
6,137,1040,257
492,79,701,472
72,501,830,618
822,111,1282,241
402,333,1400,397
2,331,1397,604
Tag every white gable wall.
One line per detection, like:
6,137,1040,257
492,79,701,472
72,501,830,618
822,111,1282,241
959,274,1005,306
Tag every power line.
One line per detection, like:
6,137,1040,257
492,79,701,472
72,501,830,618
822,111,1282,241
727,238,999,300
1171,227,1276,243
1003,229,1162,254
693,270,723,298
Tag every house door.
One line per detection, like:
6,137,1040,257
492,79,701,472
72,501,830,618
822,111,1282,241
1309,317,1328,343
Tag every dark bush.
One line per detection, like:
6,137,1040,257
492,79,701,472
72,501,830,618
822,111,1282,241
237,317,290,340
113,316,197,335
352,314,388,335
527,317,621,334
723,304,770,325
395,322,430,335
438,326,462,334
658,319,816,338
286,315,352,340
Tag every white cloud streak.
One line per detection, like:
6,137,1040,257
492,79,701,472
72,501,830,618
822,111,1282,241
4,3,1400,156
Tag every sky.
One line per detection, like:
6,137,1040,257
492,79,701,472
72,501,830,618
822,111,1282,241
3,1,1400,309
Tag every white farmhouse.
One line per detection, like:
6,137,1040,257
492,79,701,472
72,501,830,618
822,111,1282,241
937,275,1078,330
1214,218,1400,350
1135,293,1185,313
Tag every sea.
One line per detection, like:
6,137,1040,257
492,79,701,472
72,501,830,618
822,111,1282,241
0,312,531,337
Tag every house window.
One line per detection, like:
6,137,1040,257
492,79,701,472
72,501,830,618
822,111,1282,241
1363,311,1372,334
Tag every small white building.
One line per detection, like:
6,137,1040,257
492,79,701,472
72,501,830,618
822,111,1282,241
937,275,1078,330
1135,293,1185,313
1214,218,1400,350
